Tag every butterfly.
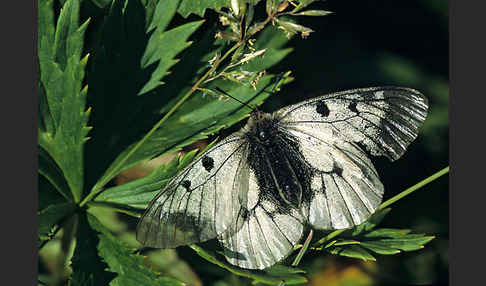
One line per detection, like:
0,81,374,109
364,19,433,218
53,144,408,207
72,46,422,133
136,86,428,269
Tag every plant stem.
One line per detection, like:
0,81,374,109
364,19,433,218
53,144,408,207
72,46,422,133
292,230,313,266
379,166,449,210
313,166,449,247
80,42,243,207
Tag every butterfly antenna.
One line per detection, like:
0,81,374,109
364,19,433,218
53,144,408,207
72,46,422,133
215,87,256,112
267,72,286,95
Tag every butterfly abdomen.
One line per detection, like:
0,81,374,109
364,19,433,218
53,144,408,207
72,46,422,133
245,112,314,212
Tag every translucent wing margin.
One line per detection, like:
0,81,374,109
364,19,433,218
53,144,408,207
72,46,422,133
276,87,428,161
137,135,248,248
219,181,305,270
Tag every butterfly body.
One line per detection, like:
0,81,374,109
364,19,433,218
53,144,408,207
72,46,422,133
243,110,313,211
137,86,428,269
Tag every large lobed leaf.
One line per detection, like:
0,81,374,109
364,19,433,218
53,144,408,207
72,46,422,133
38,0,91,202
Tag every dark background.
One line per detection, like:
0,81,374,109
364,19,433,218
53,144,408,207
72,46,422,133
264,1,449,285
179,1,449,285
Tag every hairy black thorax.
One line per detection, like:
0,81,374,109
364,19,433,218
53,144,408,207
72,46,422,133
244,111,314,213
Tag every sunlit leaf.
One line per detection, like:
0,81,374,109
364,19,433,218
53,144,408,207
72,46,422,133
292,10,332,16
95,150,199,209
38,0,90,202
327,245,376,261
178,0,230,18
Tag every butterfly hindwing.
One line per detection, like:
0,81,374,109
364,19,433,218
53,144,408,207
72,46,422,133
220,197,305,270
136,135,248,248
276,87,428,161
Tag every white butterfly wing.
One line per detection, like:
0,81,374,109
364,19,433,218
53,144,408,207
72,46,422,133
275,87,427,229
284,126,383,229
276,87,428,161
219,166,305,269
136,135,248,248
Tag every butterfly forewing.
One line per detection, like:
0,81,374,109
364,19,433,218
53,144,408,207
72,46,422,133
136,135,248,248
276,87,428,161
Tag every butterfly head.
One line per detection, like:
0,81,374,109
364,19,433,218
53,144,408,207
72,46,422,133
246,111,277,146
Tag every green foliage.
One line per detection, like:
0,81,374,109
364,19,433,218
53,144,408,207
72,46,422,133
87,214,183,286
322,208,435,262
38,0,91,203
94,149,200,209
70,213,116,286
37,0,446,285
38,202,77,247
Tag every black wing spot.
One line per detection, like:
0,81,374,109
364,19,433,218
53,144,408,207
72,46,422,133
334,165,343,176
182,180,191,191
202,156,215,172
348,102,359,113
316,101,330,117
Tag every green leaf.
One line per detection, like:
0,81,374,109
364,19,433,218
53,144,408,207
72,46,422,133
86,213,184,286
84,0,202,196
275,18,314,37
351,207,392,236
293,10,333,16
264,264,306,276
39,146,72,201
94,73,286,201
190,245,307,285
70,213,116,286
38,0,91,202
240,26,293,72
359,241,401,255
327,245,376,261
94,150,199,209
291,0,318,13
330,228,435,258
178,0,230,18
364,228,412,239
39,175,66,212
372,236,435,252
139,19,204,95
145,249,202,286
142,0,160,28
90,0,112,8
38,202,77,247
147,0,179,32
